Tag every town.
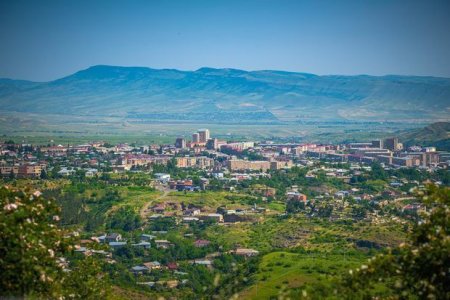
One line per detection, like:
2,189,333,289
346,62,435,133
1,128,447,180
0,128,448,298
2,0,449,298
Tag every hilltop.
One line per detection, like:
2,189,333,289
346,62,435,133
0,65,449,123
402,122,450,150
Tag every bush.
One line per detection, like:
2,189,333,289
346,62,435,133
0,185,110,298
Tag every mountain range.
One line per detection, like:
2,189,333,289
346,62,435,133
1,65,449,123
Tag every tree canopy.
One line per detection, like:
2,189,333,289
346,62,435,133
0,185,110,299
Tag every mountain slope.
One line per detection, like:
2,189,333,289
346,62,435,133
402,122,450,150
0,65,449,122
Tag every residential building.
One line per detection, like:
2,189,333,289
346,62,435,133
143,261,161,270
155,240,172,249
392,156,413,167
105,233,122,243
228,159,270,172
233,248,259,257
194,239,211,248
192,133,200,143
286,192,307,202
17,163,43,178
175,156,213,169
270,160,293,170
175,137,186,149
206,138,219,150
198,129,210,143
199,213,224,223
377,155,393,165
384,137,400,151
371,140,384,149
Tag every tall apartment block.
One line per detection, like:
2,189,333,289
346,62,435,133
175,137,186,149
384,137,399,151
371,139,383,149
192,133,200,143
198,129,210,143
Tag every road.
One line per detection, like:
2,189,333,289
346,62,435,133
139,183,171,223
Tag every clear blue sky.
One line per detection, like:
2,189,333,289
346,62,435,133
1,0,449,81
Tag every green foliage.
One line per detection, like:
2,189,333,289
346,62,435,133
0,186,68,297
301,185,449,299
0,185,110,299
434,169,450,186
107,206,142,231
213,255,261,298
40,169,48,179
61,257,111,299
317,204,333,218
286,199,305,214
149,217,177,231
351,205,368,220
369,162,387,181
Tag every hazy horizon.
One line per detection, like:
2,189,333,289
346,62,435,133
1,0,450,81
3,64,450,83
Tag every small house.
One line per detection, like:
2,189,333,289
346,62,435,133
143,261,161,270
109,241,127,249
105,233,122,243
167,262,178,271
132,241,151,249
141,234,157,241
194,239,211,248
233,248,259,257
155,239,172,249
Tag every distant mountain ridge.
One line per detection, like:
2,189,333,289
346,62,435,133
0,65,449,123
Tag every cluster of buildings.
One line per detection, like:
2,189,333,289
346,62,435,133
72,227,258,291
175,129,254,152
1,132,447,181
227,159,293,172
253,138,446,169
313,138,441,168
0,142,107,178
146,198,267,224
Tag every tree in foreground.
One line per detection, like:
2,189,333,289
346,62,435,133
301,185,449,299
0,185,110,299
346,185,449,299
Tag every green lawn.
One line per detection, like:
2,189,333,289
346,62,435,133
240,251,366,300
111,186,161,213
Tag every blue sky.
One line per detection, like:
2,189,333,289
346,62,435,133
1,0,449,81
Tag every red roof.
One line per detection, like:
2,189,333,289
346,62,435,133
194,239,211,247
167,262,178,270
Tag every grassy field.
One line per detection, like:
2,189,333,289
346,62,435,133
110,186,161,213
159,191,260,211
0,110,424,144
240,251,367,300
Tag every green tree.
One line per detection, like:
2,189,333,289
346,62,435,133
106,206,142,231
40,169,48,179
369,162,387,181
61,257,110,299
317,204,333,218
342,185,449,299
286,199,305,214
0,186,68,297
0,185,110,298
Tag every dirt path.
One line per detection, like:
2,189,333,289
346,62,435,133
140,184,170,222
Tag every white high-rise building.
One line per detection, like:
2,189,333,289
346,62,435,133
198,129,210,143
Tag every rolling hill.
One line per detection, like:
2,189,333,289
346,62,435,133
0,65,449,123
401,122,450,150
